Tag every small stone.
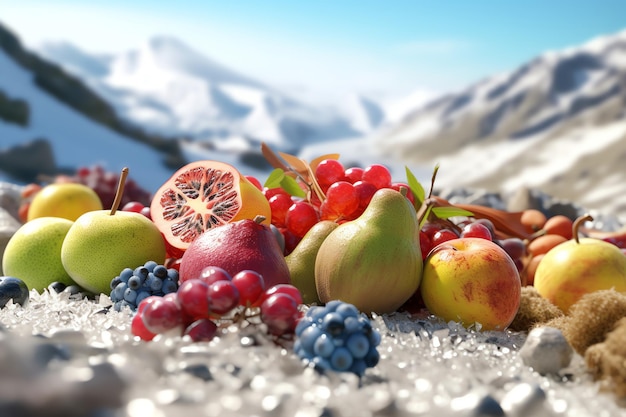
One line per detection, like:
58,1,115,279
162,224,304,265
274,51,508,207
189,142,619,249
519,326,573,375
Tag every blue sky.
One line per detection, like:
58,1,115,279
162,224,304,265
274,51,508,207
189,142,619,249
3,1,625,105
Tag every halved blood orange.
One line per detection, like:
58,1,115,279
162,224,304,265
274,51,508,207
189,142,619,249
151,160,271,257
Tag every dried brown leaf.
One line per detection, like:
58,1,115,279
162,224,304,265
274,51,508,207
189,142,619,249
278,151,309,176
261,142,289,171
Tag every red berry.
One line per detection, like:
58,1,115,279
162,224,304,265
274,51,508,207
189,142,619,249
198,266,232,285
354,180,378,211
262,284,303,306
500,238,526,260
207,280,240,315
362,164,392,189
141,297,184,334
232,270,266,307
177,279,211,320
140,206,152,219
260,293,299,336
245,175,263,191
431,229,459,247
419,230,433,260
315,159,345,188
285,201,319,238
263,187,289,201
122,201,145,213
184,319,218,342
324,181,359,218
461,222,493,241
131,313,157,341
280,227,301,256
421,223,442,239
344,167,364,183
473,218,496,239
268,194,293,228
390,182,416,205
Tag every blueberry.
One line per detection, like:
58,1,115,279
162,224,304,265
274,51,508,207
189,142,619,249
321,312,344,336
0,276,29,308
119,268,134,282
110,276,122,291
127,276,143,290
149,277,163,291
330,347,353,371
313,333,335,358
124,288,138,304
300,325,323,352
162,279,178,294
153,265,168,279
134,266,149,280
167,269,179,281
143,260,158,272
346,333,370,359
48,281,67,294
336,303,359,319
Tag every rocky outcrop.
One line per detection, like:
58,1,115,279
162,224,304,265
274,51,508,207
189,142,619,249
0,139,57,183
0,89,29,126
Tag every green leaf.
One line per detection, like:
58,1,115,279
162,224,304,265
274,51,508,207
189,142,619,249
432,206,474,219
280,175,307,198
264,168,285,188
405,166,425,206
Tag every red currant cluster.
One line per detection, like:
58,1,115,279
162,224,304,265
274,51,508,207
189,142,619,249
264,159,415,255
131,266,303,343
420,218,527,271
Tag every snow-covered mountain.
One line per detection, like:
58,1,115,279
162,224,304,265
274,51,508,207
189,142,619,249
0,22,280,195
36,36,362,153
371,29,626,219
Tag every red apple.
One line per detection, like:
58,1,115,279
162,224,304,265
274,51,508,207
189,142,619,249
420,237,521,331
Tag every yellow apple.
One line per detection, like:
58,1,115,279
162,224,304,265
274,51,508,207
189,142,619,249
420,237,521,331
27,183,103,222
534,237,626,313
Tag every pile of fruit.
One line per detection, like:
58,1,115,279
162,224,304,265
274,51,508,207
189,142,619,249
2,143,626,386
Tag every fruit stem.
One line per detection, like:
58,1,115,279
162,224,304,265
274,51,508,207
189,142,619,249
573,213,593,244
254,215,266,224
427,163,440,199
417,198,436,229
110,167,129,216
398,186,408,197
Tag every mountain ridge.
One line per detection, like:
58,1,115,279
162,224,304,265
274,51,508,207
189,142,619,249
371,28,626,220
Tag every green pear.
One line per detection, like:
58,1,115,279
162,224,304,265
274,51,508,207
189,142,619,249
2,217,77,292
315,188,422,314
286,220,338,304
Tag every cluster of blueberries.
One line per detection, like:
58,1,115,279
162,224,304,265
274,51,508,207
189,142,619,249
109,261,179,311
294,300,381,376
